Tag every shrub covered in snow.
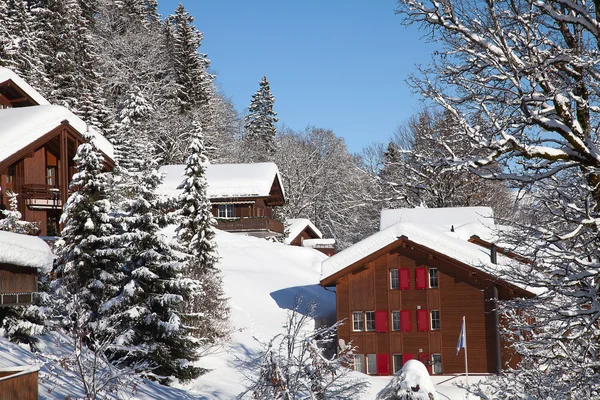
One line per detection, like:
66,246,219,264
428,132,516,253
376,360,439,400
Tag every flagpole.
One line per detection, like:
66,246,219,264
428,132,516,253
463,315,469,385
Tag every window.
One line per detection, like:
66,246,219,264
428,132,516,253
352,312,364,331
46,166,57,186
365,311,375,331
415,267,428,289
6,165,14,184
393,354,403,374
354,354,365,373
417,309,429,331
367,354,377,374
391,311,401,331
430,310,440,330
429,268,439,288
390,269,399,289
217,204,235,218
432,354,442,374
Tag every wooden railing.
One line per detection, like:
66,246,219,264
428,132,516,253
0,366,39,400
215,217,284,234
0,292,33,307
21,183,61,200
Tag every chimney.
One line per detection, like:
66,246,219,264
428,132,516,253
490,243,497,264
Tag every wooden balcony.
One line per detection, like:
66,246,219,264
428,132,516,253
215,217,284,234
21,183,62,209
0,366,39,400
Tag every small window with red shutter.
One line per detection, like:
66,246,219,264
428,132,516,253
415,267,427,290
417,309,429,331
400,268,410,290
375,310,388,332
400,310,411,331
376,354,390,375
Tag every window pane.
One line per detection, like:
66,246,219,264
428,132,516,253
390,269,399,289
218,204,235,218
354,354,365,373
432,354,442,374
429,268,439,288
431,310,440,330
353,312,364,331
393,354,403,373
392,311,400,331
365,311,375,331
367,354,377,374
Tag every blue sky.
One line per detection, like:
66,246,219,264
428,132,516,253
159,1,438,154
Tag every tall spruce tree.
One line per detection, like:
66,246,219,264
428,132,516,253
244,76,278,161
108,144,204,383
53,138,123,336
176,122,229,348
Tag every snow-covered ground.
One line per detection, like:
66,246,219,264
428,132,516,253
0,230,477,399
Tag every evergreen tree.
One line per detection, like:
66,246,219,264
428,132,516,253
176,121,229,348
244,76,278,161
165,4,212,113
53,138,123,335
107,144,204,383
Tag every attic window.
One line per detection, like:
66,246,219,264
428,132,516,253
5,165,15,184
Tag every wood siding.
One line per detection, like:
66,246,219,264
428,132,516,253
335,243,517,375
0,369,38,400
0,264,37,294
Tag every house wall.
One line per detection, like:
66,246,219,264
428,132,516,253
0,369,38,400
336,244,505,375
0,264,37,294
211,198,274,219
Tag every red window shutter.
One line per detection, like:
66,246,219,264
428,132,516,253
376,354,390,376
417,309,429,331
375,310,388,332
402,353,414,365
400,310,411,331
415,267,427,289
419,353,432,374
400,268,410,290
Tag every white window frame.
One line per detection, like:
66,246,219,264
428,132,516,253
390,269,399,289
430,310,440,330
354,354,365,373
393,354,403,374
432,354,442,374
365,311,375,331
366,354,377,375
352,312,364,331
217,204,235,218
391,310,401,331
429,268,439,288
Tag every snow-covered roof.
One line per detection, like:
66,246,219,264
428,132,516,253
0,231,54,272
380,206,495,232
284,218,323,244
302,238,335,248
0,67,50,106
0,105,115,164
320,220,538,294
158,162,286,200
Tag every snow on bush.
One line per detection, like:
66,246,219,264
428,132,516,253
376,360,439,400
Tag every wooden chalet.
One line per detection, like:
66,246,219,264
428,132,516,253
319,207,535,376
285,218,336,256
158,163,286,237
0,230,53,400
0,68,115,236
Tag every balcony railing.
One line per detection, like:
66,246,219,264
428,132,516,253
215,217,284,234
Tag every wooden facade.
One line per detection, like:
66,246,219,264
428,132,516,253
0,263,37,307
0,78,41,109
321,238,532,376
0,123,114,236
0,366,39,400
211,177,285,236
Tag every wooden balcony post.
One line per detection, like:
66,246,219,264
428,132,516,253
59,129,68,206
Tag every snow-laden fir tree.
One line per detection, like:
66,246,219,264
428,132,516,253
394,0,600,396
239,301,368,399
105,142,204,383
53,138,124,337
165,3,212,113
0,190,39,234
243,76,278,161
175,121,230,350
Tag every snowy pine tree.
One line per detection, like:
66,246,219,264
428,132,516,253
244,76,278,161
175,121,229,349
0,190,39,234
